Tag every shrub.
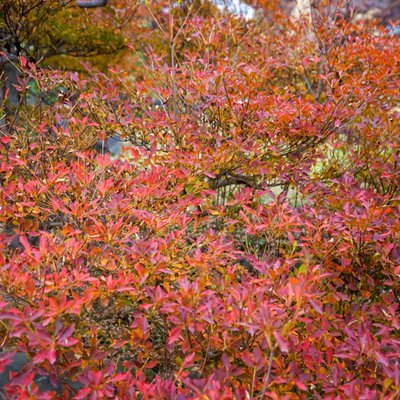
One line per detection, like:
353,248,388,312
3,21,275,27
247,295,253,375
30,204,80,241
0,1,399,399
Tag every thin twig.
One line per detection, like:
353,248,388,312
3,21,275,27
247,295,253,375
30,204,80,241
260,346,274,399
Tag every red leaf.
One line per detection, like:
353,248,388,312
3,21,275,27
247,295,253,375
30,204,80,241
75,387,92,399
167,326,182,346
294,380,307,391
0,352,15,373
309,299,323,315
20,56,28,67
375,351,388,367
39,234,48,253
96,178,114,196
182,352,195,369
9,370,35,387
143,359,158,369
18,235,31,252
273,331,289,353
33,348,57,364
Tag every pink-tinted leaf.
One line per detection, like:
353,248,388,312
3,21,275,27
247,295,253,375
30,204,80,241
168,326,182,346
9,370,35,387
0,136,10,144
182,353,195,369
33,348,57,364
375,351,389,367
0,352,15,373
75,387,92,399
273,331,289,354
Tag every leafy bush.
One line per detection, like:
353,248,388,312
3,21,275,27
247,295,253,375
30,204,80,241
0,1,399,399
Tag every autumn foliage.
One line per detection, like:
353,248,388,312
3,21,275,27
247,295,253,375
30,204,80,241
0,1,399,399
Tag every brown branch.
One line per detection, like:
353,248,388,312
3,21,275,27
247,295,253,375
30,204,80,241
208,173,262,190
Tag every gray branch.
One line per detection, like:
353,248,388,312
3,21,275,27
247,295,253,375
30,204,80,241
76,0,107,8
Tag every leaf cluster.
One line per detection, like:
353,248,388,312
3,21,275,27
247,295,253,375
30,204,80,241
0,1,399,399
